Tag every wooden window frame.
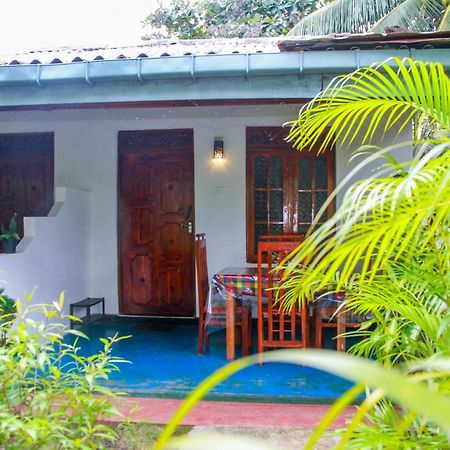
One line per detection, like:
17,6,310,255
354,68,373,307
246,127,335,263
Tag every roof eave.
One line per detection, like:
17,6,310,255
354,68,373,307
0,47,449,108
0,48,449,88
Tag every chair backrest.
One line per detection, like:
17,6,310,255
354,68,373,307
258,234,304,264
257,240,309,349
195,233,209,317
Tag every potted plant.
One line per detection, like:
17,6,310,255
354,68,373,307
0,213,20,253
0,288,16,345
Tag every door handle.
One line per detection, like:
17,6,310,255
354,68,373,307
180,221,193,234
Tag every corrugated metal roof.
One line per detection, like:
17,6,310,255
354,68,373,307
0,38,280,66
279,30,450,51
0,33,449,108
0,32,449,67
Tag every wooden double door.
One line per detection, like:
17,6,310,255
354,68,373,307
118,129,195,316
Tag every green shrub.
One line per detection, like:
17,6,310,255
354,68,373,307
0,287,16,312
0,292,129,449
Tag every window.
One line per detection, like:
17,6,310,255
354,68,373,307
0,133,54,239
246,127,335,262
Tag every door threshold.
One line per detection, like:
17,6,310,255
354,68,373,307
118,314,195,319
113,314,197,325
115,315,197,326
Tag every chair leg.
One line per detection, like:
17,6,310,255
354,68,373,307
336,312,346,352
257,314,264,365
198,317,204,355
315,313,322,349
302,308,309,348
198,313,209,355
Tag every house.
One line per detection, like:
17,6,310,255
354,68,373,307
0,33,449,319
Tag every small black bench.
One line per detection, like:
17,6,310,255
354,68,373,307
69,297,105,328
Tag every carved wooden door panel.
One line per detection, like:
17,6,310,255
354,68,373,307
118,129,195,316
0,133,54,238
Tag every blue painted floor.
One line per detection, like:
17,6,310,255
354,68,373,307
74,316,356,404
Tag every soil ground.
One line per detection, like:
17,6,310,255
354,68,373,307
187,425,340,449
108,422,340,449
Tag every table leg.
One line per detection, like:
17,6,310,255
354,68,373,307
226,291,235,361
337,311,346,352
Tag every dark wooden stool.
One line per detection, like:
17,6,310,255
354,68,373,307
69,297,105,328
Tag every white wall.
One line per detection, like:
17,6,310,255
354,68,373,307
0,105,412,315
0,187,90,316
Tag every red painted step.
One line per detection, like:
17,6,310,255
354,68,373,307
110,397,355,429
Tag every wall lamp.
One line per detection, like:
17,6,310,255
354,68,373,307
213,138,224,159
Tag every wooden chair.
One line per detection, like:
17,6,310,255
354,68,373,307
314,300,360,352
257,240,309,363
195,233,252,356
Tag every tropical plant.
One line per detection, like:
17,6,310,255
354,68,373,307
143,0,320,39
289,0,450,36
271,56,450,447
282,57,450,305
0,292,129,449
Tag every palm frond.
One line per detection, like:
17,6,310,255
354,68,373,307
371,0,445,33
289,0,447,36
288,0,406,36
346,398,449,449
287,58,450,154
438,4,450,30
345,270,449,363
280,141,450,306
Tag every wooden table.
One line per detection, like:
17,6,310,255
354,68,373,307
209,267,259,361
209,267,350,360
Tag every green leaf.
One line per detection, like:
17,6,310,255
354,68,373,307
288,0,447,36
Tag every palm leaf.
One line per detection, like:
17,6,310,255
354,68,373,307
287,58,450,154
280,141,450,306
289,0,447,36
344,266,449,362
304,384,364,450
370,0,446,33
289,0,406,36
439,4,450,30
